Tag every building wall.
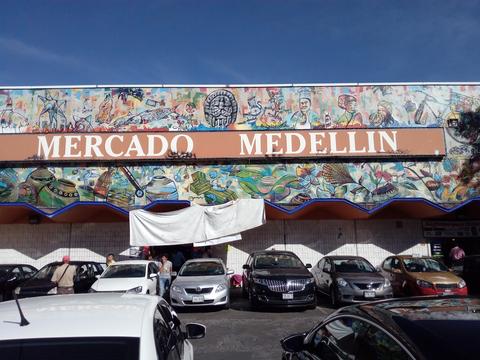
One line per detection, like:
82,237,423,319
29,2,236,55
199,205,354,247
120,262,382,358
0,220,429,273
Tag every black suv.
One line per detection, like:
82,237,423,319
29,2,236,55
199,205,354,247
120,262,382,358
16,261,104,298
242,250,316,309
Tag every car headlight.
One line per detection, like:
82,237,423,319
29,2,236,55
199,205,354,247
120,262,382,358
305,278,315,284
336,278,348,287
14,287,21,295
253,277,269,286
126,286,143,294
216,284,227,293
88,288,97,293
458,280,467,289
384,279,391,287
47,287,57,295
416,280,433,288
171,285,183,293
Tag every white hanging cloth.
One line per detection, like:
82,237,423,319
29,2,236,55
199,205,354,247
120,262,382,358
129,199,265,247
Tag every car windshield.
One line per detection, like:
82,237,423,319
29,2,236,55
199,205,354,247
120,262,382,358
254,254,304,269
32,264,59,280
0,337,140,359
179,261,225,276
101,264,146,278
333,259,376,273
403,258,448,272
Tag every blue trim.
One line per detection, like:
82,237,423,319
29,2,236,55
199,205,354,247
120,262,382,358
0,197,479,219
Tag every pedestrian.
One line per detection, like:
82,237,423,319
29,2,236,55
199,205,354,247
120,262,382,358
449,239,465,267
158,254,173,297
106,253,116,267
51,256,77,295
172,249,186,272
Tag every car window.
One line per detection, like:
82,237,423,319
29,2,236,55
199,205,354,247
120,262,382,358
77,264,89,278
383,258,392,271
12,267,24,280
317,259,324,269
179,261,225,276
148,263,158,276
254,254,304,269
402,258,448,273
22,266,36,278
102,264,146,278
392,258,401,271
333,259,376,273
323,260,331,272
32,264,58,280
308,317,411,360
153,306,182,360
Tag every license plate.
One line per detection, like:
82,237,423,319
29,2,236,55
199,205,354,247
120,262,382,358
364,291,375,298
282,293,294,300
192,295,204,303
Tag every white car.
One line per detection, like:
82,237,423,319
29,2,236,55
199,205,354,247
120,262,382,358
0,293,205,359
170,258,233,308
90,260,159,295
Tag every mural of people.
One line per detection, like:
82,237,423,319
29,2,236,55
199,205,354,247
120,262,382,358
289,88,321,129
336,94,363,127
369,101,400,127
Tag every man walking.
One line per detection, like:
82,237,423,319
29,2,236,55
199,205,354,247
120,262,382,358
158,254,172,297
51,256,77,295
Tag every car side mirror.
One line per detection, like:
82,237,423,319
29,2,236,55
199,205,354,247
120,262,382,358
149,273,158,279
227,269,234,275
171,271,177,277
185,323,206,339
242,264,250,270
95,274,101,279
281,333,306,353
305,264,312,269
376,266,382,272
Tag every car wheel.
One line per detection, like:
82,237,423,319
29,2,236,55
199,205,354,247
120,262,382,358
330,286,339,308
223,299,230,310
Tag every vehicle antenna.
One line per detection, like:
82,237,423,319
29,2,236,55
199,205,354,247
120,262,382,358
12,291,30,326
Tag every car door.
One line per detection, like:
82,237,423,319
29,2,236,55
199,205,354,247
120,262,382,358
321,259,333,294
295,316,412,360
21,266,37,281
242,255,253,292
74,263,93,293
153,303,184,360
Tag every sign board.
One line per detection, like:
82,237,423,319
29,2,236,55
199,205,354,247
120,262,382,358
0,128,445,162
423,221,480,238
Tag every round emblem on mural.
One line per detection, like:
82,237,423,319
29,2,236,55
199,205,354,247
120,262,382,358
204,90,238,128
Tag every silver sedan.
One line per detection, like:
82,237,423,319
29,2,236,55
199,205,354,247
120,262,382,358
169,258,234,309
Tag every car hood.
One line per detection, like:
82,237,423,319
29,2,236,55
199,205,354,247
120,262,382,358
253,267,312,278
336,272,386,283
19,278,55,292
172,275,227,287
92,277,146,292
408,271,462,284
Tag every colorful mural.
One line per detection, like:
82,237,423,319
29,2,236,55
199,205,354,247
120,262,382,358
0,159,479,211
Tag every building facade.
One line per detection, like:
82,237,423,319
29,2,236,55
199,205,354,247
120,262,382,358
0,83,479,272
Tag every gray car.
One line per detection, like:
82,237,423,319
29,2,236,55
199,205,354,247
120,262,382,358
169,258,234,309
311,256,393,306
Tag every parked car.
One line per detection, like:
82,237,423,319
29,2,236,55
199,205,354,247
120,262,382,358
460,255,480,294
170,258,233,309
242,250,316,309
379,255,468,297
15,261,103,298
0,293,205,359
311,256,393,306
281,296,480,360
0,264,37,302
89,260,159,295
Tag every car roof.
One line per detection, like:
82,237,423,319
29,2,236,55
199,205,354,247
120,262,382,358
0,264,36,268
251,250,298,256
184,258,224,264
395,255,432,259
43,261,102,266
0,294,160,340
109,260,154,265
324,256,367,260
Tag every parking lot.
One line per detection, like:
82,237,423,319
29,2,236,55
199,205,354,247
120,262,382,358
177,288,335,360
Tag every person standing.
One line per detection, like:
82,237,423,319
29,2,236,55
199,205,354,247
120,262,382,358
51,256,77,295
158,255,172,297
449,239,465,267
106,253,116,267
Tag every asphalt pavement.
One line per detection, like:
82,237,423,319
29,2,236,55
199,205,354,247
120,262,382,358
176,288,335,360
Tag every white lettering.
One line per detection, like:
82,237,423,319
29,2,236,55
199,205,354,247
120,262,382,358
104,135,124,157
147,135,169,157
37,136,60,159
309,132,327,154
64,135,82,158
171,134,194,153
379,130,398,153
84,135,103,158
329,132,347,154
239,133,262,155
266,133,283,155
366,131,377,153
285,133,306,154
347,131,366,153
124,135,146,157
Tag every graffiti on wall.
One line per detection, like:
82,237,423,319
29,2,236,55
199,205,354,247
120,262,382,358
0,158,478,210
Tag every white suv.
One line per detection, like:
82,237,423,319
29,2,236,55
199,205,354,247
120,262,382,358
0,293,205,359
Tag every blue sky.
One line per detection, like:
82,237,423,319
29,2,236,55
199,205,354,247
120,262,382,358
0,0,479,86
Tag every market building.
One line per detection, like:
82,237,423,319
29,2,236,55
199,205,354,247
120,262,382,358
0,83,479,274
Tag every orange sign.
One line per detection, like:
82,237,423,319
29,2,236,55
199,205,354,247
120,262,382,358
0,128,445,162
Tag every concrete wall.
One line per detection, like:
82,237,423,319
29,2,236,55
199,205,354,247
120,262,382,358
0,219,429,274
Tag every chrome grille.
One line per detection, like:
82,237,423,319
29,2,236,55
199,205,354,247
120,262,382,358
185,287,213,294
353,282,383,290
265,279,308,292
435,283,458,289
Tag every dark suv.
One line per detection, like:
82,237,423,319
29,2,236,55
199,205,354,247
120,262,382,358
16,261,104,298
242,250,315,309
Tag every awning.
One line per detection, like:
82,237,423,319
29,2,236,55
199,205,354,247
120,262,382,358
0,197,479,224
